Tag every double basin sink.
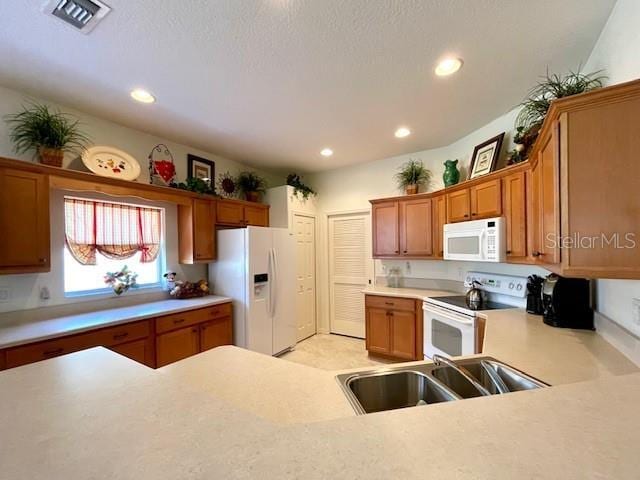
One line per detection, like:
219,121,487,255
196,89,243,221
336,356,549,415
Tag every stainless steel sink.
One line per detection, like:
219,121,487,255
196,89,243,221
345,370,460,414
336,356,549,415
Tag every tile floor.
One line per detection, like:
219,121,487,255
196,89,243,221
279,333,397,371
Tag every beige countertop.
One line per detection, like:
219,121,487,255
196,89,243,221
0,296,232,349
1,345,639,479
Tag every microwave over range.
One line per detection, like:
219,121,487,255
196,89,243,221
443,217,506,262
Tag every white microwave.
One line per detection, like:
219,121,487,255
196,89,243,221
443,217,506,262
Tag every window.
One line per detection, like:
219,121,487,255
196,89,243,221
63,196,164,296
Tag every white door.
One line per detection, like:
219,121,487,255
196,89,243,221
328,212,374,338
293,214,317,342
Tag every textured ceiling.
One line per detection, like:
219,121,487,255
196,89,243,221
0,0,615,172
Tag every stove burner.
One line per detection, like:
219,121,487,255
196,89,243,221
431,295,514,311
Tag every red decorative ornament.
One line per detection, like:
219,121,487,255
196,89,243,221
148,144,176,186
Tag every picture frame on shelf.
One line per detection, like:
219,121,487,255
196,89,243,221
187,154,215,183
469,133,505,179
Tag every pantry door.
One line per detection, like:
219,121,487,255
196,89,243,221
294,213,317,342
328,211,374,338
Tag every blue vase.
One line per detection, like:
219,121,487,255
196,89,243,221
443,159,460,187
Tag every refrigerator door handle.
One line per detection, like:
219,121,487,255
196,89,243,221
271,247,278,317
268,248,276,318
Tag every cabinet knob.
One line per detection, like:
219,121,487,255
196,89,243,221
43,348,63,357
403,250,408,254
471,213,477,216
532,251,544,257
464,214,469,218
38,258,47,263
174,318,186,324
394,250,399,254
506,250,512,255
113,332,129,341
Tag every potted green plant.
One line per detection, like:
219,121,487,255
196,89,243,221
236,171,267,202
5,103,91,167
514,69,605,157
395,159,431,195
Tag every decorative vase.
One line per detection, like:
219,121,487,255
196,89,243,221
245,191,260,202
405,184,418,195
443,159,460,187
112,282,130,296
38,146,64,168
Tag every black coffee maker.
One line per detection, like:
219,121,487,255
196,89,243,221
542,273,594,330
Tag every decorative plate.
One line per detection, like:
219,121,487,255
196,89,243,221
82,146,141,181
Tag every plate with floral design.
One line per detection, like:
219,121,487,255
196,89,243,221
82,146,141,181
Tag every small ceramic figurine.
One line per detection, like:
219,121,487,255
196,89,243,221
443,159,460,187
163,271,177,291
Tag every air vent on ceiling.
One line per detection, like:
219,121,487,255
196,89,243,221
43,0,111,34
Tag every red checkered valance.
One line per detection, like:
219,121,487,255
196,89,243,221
64,197,162,265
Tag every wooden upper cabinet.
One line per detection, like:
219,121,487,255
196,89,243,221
244,203,269,227
399,198,433,256
216,199,269,227
446,189,470,223
502,171,527,260
0,169,50,274
534,126,561,265
178,199,215,264
470,179,502,219
432,194,447,258
216,200,245,225
372,201,399,257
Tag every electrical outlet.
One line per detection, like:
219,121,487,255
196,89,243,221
405,261,411,274
0,288,10,303
40,287,51,301
632,298,640,326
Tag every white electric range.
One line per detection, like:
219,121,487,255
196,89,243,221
423,272,528,359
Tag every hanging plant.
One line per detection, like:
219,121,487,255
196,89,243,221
286,173,317,200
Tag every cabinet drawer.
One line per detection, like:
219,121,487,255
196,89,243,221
91,320,150,347
365,295,415,312
155,304,232,334
5,334,91,368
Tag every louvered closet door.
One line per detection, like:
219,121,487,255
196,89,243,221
329,212,374,338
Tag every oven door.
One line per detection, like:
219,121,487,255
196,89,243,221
443,226,486,262
423,302,476,359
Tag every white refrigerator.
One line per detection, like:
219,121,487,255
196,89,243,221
209,227,296,356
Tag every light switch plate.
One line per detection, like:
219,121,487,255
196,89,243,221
0,288,10,303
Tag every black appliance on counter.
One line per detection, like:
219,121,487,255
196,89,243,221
526,275,545,315
542,273,594,330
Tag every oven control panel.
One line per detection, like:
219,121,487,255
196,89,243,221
465,271,527,297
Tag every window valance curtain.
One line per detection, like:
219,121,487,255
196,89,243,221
64,197,162,265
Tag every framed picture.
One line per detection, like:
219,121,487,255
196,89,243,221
469,133,505,179
187,154,215,182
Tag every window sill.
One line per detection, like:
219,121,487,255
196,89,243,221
64,283,164,299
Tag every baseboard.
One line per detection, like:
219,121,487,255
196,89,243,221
595,311,640,366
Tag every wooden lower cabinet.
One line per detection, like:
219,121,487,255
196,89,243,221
365,295,421,361
201,316,233,351
0,303,234,371
109,338,155,367
156,326,200,367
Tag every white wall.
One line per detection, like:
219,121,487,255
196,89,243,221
0,84,281,314
584,0,640,336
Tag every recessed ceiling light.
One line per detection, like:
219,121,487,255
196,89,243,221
435,57,463,76
320,148,333,157
130,89,156,104
395,127,411,138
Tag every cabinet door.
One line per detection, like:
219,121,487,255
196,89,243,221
399,198,433,256
193,199,215,261
432,194,447,258
446,189,470,223
200,317,233,351
109,338,155,367
389,310,417,360
365,308,391,355
502,171,527,260
470,179,502,219
155,326,200,367
372,201,399,257
244,204,269,226
536,129,560,264
0,169,50,273
216,200,245,225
